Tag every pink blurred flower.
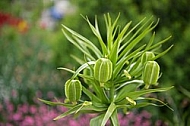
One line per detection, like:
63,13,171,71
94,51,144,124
22,116,35,126
11,89,18,98
12,112,22,121
29,105,37,114
47,91,54,99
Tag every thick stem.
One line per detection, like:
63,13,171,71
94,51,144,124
144,83,150,89
110,82,115,102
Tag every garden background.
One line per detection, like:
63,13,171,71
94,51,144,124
0,0,190,126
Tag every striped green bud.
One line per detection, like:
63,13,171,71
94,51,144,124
94,58,113,87
65,79,82,104
142,61,160,89
141,51,155,64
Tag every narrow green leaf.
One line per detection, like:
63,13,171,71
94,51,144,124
113,45,146,78
90,114,105,126
58,61,96,79
81,105,107,112
119,17,147,52
62,29,95,60
53,104,83,120
101,102,116,126
148,36,172,51
70,54,85,65
127,86,174,100
38,98,73,108
82,86,101,103
104,13,113,51
71,61,96,79
109,21,132,65
57,67,95,82
84,16,108,55
128,102,161,109
116,86,173,104
104,14,111,50
152,45,173,60
57,67,75,74
115,83,139,102
72,35,102,58
119,20,156,59
145,32,155,50
137,97,174,111
110,109,119,126
62,24,102,58
85,80,109,104
179,86,190,98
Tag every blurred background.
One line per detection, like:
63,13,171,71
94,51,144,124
0,0,190,126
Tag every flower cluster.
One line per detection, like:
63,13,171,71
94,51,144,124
0,12,28,33
0,99,168,126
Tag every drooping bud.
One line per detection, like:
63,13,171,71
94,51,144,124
65,79,82,104
142,61,160,89
94,58,113,87
141,51,155,64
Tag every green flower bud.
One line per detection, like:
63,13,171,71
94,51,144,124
142,61,160,89
94,58,113,87
65,79,82,104
141,51,155,64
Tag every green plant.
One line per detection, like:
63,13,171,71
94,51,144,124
39,14,173,126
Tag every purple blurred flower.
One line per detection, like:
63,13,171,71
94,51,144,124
0,96,168,126
47,91,54,99
22,116,35,126
12,112,22,121
11,89,18,98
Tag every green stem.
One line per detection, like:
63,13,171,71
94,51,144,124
144,83,150,89
110,82,115,102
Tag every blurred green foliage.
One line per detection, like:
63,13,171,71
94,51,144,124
0,25,66,103
0,1,66,104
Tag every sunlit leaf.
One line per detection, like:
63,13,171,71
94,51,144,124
101,102,116,126
136,97,174,111
83,16,108,55
110,109,119,126
90,114,105,126
38,98,73,108
53,104,83,120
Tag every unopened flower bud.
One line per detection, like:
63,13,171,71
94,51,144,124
142,61,160,89
65,79,82,104
141,51,155,64
94,58,113,87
